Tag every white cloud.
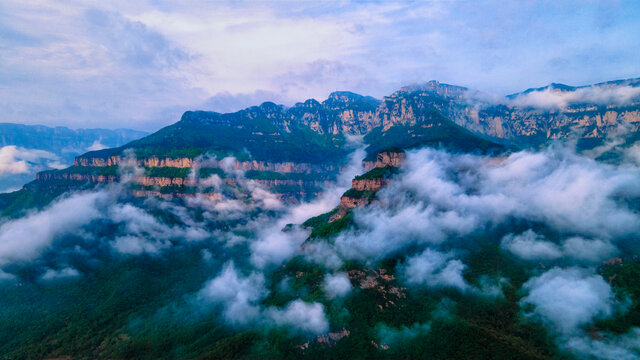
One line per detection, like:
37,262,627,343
112,235,169,255
566,328,640,360
0,269,16,281
562,237,618,263
511,85,640,109
41,267,80,280
377,322,432,347
250,226,308,268
323,272,352,298
249,145,365,268
331,146,640,265
401,248,469,291
198,262,329,334
520,267,640,359
501,231,618,263
0,190,108,265
3,1,638,129
625,143,640,166
86,140,108,151
0,145,62,176
198,262,267,326
520,267,614,335
501,230,562,261
266,299,329,335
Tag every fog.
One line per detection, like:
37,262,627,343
0,139,639,357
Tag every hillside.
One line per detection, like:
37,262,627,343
0,78,639,359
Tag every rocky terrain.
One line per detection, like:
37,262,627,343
1,78,640,360
3,78,640,215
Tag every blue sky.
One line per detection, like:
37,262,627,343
0,0,638,130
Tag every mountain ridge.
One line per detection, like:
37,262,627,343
2,77,639,216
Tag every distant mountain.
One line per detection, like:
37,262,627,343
0,123,147,192
0,123,148,154
2,77,640,215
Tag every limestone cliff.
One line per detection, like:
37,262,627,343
330,150,405,222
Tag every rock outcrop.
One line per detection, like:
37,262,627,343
351,178,388,192
329,150,405,222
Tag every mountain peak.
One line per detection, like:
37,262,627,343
323,91,380,110
326,91,364,101
398,80,467,99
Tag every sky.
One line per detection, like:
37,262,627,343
0,0,639,131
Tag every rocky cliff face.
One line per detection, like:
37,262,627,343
288,91,380,135
351,178,388,192
439,79,640,141
74,155,337,173
24,78,640,209
330,150,405,222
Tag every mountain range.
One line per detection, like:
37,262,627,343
0,124,146,193
1,78,639,359
2,77,638,216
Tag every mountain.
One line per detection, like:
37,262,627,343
0,123,148,154
449,78,640,147
0,123,147,193
1,79,640,359
4,78,640,216
0,87,507,217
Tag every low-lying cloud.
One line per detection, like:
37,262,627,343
0,191,109,266
198,262,329,334
519,267,640,359
0,145,65,176
401,249,468,291
323,272,352,298
510,84,640,109
521,267,614,335
501,230,619,263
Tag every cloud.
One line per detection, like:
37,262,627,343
198,262,329,334
41,267,80,280
0,146,28,175
500,230,562,261
111,235,170,255
0,190,108,266
250,226,309,269
107,202,208,255
265,299,329,335
510,84,640,109
0,163,215,267
302,241,344,270
501,231,618,263
86,140,108,151
376,322,432,347
626,143,640,166
520,267,640,359
0,269,16,281
0,145,63,175
198,262,267,326
565,328,640,360
249,144,365,268
561,237,618,263
520,267,614,335
401,248,469,291
3,1,639,129
331,145,640,266
323,272,352,298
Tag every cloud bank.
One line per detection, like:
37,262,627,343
2,1,639,129
511,84,640,109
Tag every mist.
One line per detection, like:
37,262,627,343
1,137,639,357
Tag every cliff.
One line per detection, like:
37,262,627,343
11,78,640,215
329,150,405,222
